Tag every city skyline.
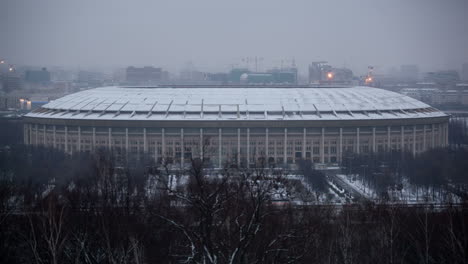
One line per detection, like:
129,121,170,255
1,0,468,74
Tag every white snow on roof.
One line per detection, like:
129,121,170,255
26,86,448,121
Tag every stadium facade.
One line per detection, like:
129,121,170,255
23,86,449,168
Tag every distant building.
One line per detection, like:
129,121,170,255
308,62,330,83
24,68,51,84
424,70,460,86
240,73,274,84
229,68,250,83
308,62,352,84
2,74,22,92
400,88,437,104
238,68,298,85
331,68,353,83
432,89,468,105
401,86,468,106
0,96,21,110
267,68,298,84
126,66,166,84
206,73,228,83
180,70,206,81
77,71,102,82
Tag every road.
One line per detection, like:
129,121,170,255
324,169,369,201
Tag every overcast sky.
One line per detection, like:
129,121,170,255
1,0,467,74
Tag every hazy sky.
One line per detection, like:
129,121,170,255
1,0,467,74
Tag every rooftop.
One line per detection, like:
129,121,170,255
26,86,447,121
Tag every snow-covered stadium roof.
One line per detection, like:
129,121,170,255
26,86,447,121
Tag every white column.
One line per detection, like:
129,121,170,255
64,126,68,153
445,123,448,146
27,124,31,145
143,128,147,153
154,129,158,163
320,127,325,163
302,128,306,159
172,136,176,162
339,128,343,162
356,127,360,154
284,128,288,164
43,124,46,146
401,126,405,151
441,123,444,147
92,127,96,150
23,124,28,145
247,128,250,168
35,124,38,146
438,124,444,147
181,128,184,168
387,126,391,151
431,124,435,148
372,127,376,152
28,124,32,145
53,125,56,148
265,128,269,162
108,128,112,150
237,128,241,167
412,125,416,155
78,126,81,152
162,128,166,160
423,125,426,151
274,136,277,164
125,128,129,153
218,128,222,168
200,128,203,158
28,124,31,145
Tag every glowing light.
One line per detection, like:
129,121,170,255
19,99,24,103
0,60,4,64
327,72,333,79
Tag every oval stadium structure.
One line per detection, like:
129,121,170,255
23,86,449,168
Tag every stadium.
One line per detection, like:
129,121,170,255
23,86,449,168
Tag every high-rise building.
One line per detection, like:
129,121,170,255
2,74,22,92
308,62,329,83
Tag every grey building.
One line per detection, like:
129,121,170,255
24,86,449,168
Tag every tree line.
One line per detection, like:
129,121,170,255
1,145,468,263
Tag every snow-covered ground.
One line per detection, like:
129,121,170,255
336,173,462,204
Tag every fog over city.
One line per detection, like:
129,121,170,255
3,1,468,263
2,0,468,73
